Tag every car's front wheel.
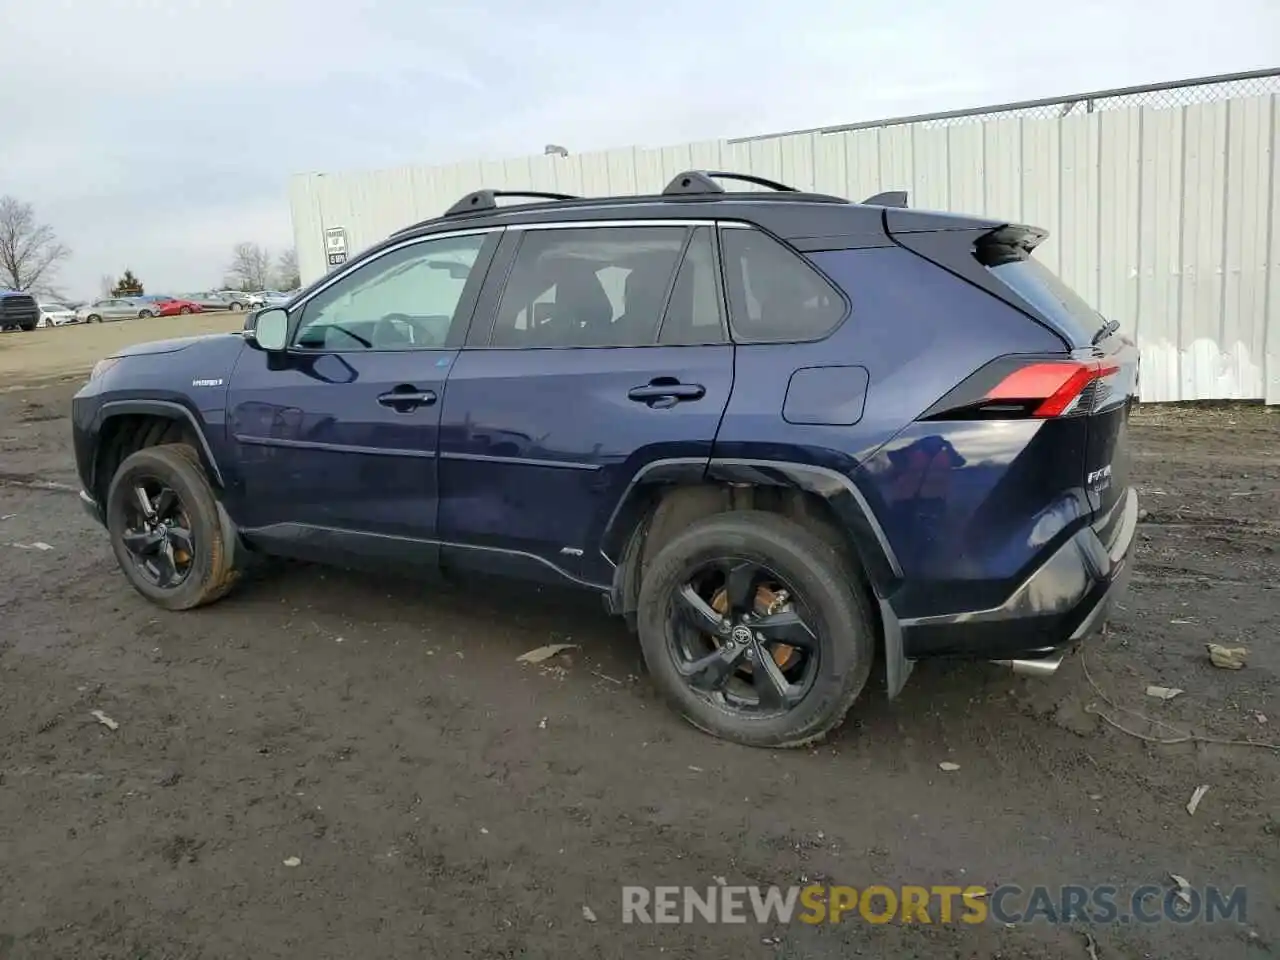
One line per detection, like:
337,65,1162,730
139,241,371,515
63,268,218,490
229,302,244,312
637,510,875,748
86,314,101,323
106,444,240,611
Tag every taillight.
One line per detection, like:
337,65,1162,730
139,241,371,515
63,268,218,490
922,357,1120,421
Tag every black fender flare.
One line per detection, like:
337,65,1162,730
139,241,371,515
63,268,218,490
598,456,913,696
92,399,226,488
600,457,902,588
705,459,902,591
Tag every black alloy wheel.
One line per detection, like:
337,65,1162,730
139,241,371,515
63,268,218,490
119,477,195,589
668,557,820,716
637,510,875,748
106,443,241,610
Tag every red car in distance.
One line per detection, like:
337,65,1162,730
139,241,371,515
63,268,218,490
156,298,204,317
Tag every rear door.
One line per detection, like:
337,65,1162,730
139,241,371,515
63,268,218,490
437,222,734,587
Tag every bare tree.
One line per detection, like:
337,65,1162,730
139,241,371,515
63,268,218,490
30,280,69,301
276,247,300,290
0,196,70,291
225,242,272,291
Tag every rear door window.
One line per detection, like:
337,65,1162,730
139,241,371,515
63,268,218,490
489,226,687,348
657,227,726,345
719,227,846,342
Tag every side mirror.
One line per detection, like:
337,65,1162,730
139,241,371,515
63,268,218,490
250,307,289,351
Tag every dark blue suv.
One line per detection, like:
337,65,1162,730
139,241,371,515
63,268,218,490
72,171,1138,747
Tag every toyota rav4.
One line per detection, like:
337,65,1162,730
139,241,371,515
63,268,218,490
72,171,1139,748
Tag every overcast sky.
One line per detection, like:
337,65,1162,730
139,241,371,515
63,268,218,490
1,0,1277,298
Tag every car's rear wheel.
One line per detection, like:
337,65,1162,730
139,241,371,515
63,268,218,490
179,306,192,315
230,302,244,312
138,310,153,318
106,444,240,611
637,511,875,748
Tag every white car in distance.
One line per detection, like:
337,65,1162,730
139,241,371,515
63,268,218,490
39,303,79,327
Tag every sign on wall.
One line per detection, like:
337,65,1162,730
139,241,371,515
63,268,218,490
324,226,349,268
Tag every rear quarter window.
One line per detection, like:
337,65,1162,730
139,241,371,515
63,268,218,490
719,227,846,342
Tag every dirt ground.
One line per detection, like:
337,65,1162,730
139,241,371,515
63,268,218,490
0,314,247,383
0,321,1276,959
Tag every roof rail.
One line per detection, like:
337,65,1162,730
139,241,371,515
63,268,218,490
661,170,799,196
861,190,908,208
444,189,579,217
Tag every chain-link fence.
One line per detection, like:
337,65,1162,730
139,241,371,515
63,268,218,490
734,68,1280,141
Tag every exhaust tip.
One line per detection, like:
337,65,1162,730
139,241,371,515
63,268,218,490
993,655,1064,678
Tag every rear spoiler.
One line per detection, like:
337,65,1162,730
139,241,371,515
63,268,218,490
973,224,1049,266
887,218,1074,347
861,190,908,208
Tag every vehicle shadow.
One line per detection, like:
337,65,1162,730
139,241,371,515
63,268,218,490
227,554,1059,741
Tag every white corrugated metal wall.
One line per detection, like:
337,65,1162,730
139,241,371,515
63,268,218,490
289,93,1280,404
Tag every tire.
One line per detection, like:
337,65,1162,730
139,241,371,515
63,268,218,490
105,443,240,611
179,306,192,315
87,314,101,323
139,310,154,318
636,510,875,748
230,302,244,312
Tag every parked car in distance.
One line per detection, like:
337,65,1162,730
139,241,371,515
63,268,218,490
76,298,159,322
0,290,40,331
156,298,203,317
178,291,250,312
39,303,79,327
71,171,1139,749
249,290,292,309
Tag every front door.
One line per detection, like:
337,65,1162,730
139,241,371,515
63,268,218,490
226,229,500,568
437,223,734,587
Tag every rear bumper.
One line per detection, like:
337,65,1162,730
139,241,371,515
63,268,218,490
898,488,1138,660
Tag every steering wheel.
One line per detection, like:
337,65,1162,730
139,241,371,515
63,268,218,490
373,313,418,348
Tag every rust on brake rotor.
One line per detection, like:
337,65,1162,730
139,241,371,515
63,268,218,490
710,584,799,670
172,510,191,566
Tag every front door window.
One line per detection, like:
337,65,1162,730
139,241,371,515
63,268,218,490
294,233,489,351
